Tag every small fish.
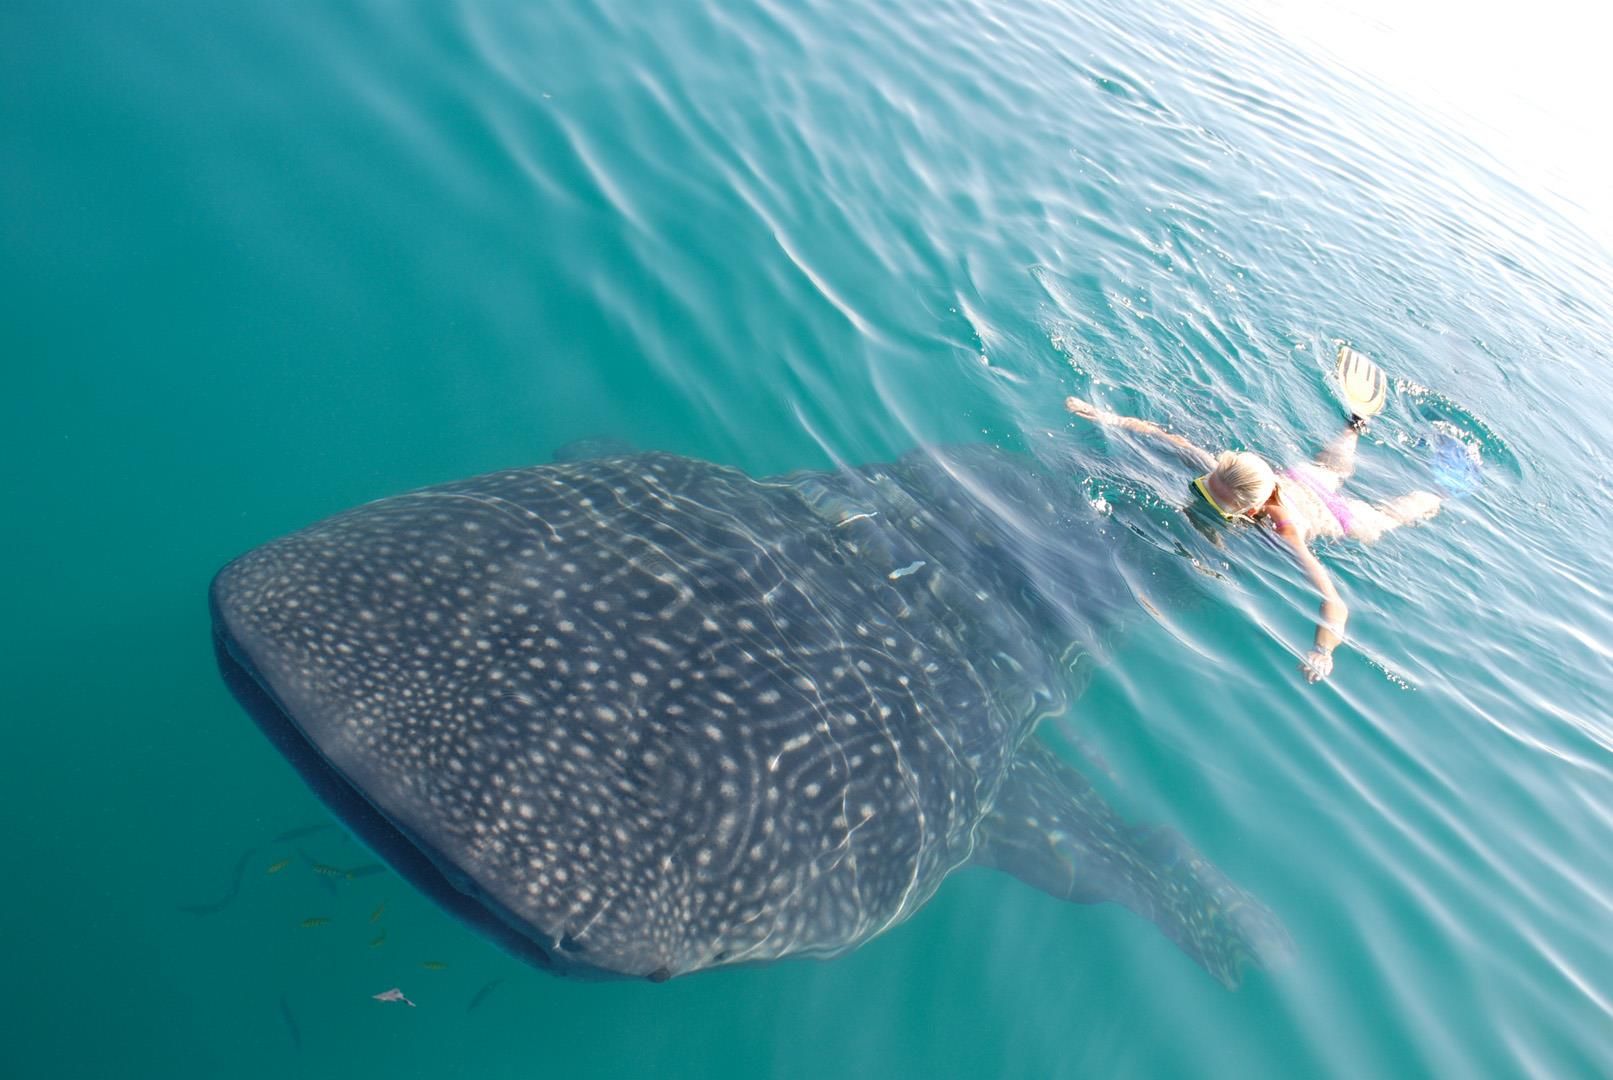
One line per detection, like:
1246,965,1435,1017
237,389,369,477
467,978,505,1012
343,863,387,880
421,960,448,971
887,560,926,580
299,917,331,928
298,849,343,895
372,987,416,1007
368,902,386,924
265,858,291,875
272,824,337,843
369,931,387,948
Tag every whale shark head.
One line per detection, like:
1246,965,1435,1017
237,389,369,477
211,456,995,978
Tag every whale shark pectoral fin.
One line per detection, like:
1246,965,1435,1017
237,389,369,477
971,739,1293,988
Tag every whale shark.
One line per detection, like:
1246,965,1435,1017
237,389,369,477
211,444,1287,987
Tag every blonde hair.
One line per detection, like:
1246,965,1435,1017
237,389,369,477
1208,451,1276,516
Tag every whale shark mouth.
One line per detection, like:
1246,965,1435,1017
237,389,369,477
210,583,580,976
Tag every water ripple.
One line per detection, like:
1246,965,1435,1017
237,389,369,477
9,0,1613,1075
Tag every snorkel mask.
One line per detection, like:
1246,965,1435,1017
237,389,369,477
1193,473,1248,522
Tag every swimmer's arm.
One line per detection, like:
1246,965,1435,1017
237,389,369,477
1280,526,1347,683
1064,396,1215,470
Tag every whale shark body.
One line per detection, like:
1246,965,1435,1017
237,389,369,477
211,445,1285,986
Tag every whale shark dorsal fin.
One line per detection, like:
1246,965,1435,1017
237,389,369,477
970,739,1293,988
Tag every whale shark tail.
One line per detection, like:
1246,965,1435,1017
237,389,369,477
972,739,1293,988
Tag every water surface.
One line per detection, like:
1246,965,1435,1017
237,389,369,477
5,0,1612,1076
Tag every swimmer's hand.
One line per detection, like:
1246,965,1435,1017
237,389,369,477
1066,395,1214,468
1065,396,1106,421
1301,648,1334,683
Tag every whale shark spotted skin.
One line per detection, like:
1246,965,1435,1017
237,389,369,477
211,446,1287,986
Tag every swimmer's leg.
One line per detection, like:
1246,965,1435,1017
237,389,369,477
1346,491,1441,543
1314,424,1361,479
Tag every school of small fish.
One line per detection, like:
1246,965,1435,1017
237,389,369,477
188,824,520,1024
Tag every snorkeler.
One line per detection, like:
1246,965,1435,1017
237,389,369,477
1065,346,1441,683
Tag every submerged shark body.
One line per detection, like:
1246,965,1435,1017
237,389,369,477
211,445,1285,986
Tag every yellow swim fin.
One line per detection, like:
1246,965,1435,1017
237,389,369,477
1335,344,1387,426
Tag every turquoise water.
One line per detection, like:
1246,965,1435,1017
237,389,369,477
6,0,1613,1075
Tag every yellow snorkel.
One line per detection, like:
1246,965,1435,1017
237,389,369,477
1193,473,1244,521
